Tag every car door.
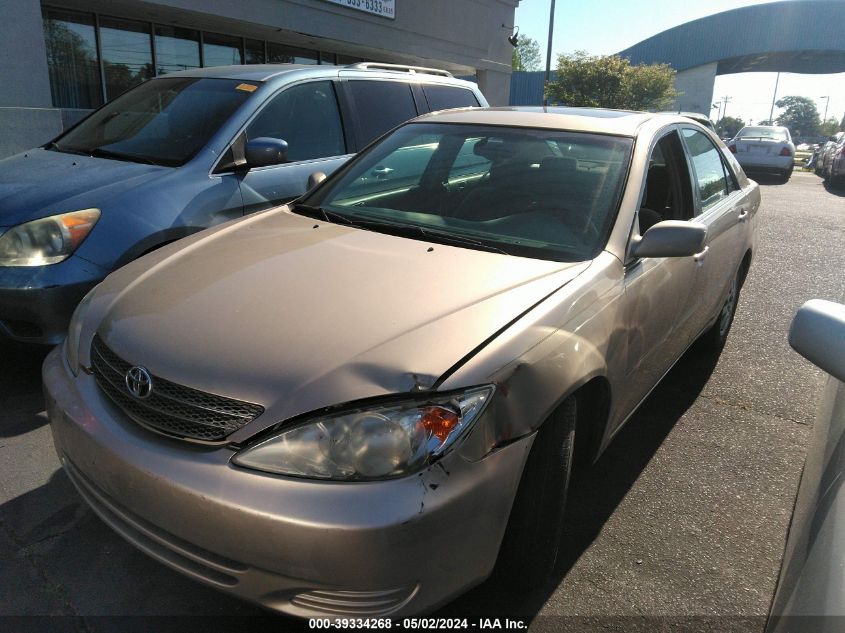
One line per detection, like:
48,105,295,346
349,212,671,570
234,80,353,213
615,127,703,426
680,127,749,339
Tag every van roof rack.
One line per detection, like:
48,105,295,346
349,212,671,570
346,62,453,77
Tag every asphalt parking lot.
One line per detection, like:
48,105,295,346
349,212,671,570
1,172,843,632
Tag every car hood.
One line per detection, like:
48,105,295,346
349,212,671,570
93,207,589,439
0,149,167,226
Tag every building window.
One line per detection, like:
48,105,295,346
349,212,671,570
203,32,243,67
155,25,200,75
100,17,154,101
267,43,318,65
43,8,102,109
245,39,265,64
41,7,395,109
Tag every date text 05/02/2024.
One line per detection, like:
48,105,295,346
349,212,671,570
308,618,528,630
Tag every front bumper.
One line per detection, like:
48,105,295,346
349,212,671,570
43,346,531,617
0,255,107,344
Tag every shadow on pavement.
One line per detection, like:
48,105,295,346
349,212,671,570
823,181,845,197
435,342,723,622
0,342,51,438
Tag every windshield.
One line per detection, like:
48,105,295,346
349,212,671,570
304,123,633,262
736,127,789,142
50,77,256,166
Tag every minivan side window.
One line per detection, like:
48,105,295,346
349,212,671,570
246,81,345,161
423,85,480,111
348,81,418,147
682,128,729,211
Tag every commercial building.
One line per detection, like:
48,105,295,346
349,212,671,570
1,0,519,158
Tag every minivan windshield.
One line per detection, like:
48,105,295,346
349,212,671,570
49,77,256,167
736,127,789,142
303,123,633,262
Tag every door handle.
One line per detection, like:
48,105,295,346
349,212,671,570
694,246,709,265
737,207,749,223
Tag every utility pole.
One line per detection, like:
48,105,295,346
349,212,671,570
719,96,732,122
768,72,780,123
543,0,556,107
820,95,830,123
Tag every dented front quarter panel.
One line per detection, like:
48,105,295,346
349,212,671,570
450,251,628,462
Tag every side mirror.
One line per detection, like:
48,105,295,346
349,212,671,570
789,300,845,382
630,220,707,259
244,137,288,168
307,171,327,191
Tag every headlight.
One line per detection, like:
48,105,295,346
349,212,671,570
232,386,494,481
0,209,100,266
63,287,97,376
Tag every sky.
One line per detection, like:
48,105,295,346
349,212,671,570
514,0,845,127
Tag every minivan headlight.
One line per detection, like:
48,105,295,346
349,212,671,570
0,209,100,266
232,386,494,481
63,287,97,376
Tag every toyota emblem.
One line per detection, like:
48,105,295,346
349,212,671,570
125,366,153,399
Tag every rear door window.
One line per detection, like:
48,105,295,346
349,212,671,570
347,81,419,147
422,84,480,111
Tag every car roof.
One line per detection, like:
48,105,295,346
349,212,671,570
414,106,682,136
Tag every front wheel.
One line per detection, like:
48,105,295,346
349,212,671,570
494,397,577,590
699,268,741,351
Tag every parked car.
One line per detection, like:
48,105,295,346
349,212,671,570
44,107,759,618
815,132,842,176
767,300,845,632
0,63,486,344
661,111,716,132
727,125,795,183
819,132,845,187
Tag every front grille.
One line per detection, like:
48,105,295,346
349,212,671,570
90,334,263,442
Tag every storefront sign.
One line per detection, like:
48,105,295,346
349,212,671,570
321,0,395,20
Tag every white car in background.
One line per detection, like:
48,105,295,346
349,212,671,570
728,125,795,183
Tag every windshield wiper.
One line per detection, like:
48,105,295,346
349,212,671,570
88,148,162,166
291,203,358,227
348,218,511,256
45,141,90,157
292,204,510,255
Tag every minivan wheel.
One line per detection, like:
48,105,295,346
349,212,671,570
699,269,741,350
494,396,577,591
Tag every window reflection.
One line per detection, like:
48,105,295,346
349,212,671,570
155,26,200,75
245,39,265,64
203,32,243,67
100,17,154,100
43,8,102,109
267,43,318,65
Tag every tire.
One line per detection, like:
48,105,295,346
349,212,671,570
494,397,577,591
699,267,742,351
779,167,792,184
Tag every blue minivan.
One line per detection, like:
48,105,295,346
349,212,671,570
0,63,486,343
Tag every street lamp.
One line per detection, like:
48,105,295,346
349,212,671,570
820,95,830,124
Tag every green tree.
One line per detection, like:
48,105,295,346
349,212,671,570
716,116,745,139
546,51,678,110
512,36,542,71
775,96,821,138
820,118,841,136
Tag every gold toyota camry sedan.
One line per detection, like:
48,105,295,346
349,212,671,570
44,107,760,618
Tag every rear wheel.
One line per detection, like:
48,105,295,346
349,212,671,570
699,268,741,351
494,397,577,590
779,167,792,184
